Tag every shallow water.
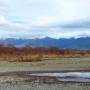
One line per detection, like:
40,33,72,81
30,72,90,82
30,72,90,78
0,72,90,90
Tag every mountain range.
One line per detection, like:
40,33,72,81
0,37,90,50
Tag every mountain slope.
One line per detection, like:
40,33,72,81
0,37,90,49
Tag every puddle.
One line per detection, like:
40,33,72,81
30,72,90,82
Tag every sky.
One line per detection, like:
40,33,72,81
0,0,90,39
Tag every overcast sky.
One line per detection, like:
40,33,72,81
0,0,90,39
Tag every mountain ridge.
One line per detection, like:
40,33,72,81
0,37,90,49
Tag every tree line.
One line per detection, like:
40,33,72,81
0,44,90,56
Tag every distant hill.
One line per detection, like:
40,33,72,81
0,37,90,49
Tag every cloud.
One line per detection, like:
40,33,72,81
4,0,90,23
0,15,30,30
0,15,7,25
51,20,90,29
0,0,90,39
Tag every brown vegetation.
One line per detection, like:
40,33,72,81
0,44,90,62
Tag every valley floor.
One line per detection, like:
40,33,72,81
0,57,89,72
0,58,89,89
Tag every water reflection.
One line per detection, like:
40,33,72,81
30,72,90,82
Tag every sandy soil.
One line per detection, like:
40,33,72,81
0,58,89,72
0,58,89,89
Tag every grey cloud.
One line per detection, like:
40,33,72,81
50,20,90,29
